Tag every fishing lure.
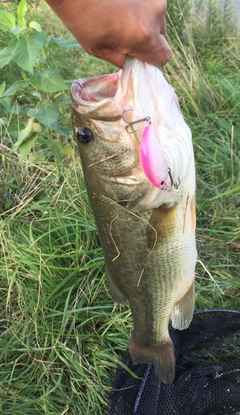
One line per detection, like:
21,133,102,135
140,124,169,189
122,112,180,190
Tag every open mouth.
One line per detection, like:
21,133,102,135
71,71,122,103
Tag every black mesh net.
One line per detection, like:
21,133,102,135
109,309,240,415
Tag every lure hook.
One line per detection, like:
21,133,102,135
168,167,180,189
122,110,151,133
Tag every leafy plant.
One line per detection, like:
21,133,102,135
0,0,78,162
167,0,191,43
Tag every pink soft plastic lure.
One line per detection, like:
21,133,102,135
140,125,169,189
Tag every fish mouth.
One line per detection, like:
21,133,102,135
71,71,123,121
72,72,122,103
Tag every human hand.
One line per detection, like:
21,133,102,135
45,0,171,68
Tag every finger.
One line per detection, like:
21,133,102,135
129,34,172,68
91,47,126,68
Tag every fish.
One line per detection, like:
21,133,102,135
71,57,197,384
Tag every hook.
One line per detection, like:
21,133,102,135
168,167,180,189
122,110,151,133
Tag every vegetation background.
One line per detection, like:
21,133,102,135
0,0,239,413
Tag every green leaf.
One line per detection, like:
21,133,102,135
10,26,28,40
17,0,28,27
21,70,27,81
26,108,35,117
19,133,38,161
48,139,68,163
32,91,41,100
0,82,5,95
0,11,16,32
34,102,60,127
0,46,13,68
62,145,75,159
1,100,23,115
0,97,14,114
49,37,80,48
31,68,68,92
0,80,29,98
51,122,70,137
0,38,18,69
29,21,42,32
12,31,47,73
12,117,35,152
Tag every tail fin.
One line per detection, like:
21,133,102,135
129,337,175,384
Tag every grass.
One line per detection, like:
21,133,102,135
0,154,132,414
0,1,240,414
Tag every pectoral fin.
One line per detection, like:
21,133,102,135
147,204,177,251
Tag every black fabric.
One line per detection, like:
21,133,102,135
109,309,240,415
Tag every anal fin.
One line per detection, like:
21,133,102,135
171,280,195,330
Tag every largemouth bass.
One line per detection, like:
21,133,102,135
71,57,197,384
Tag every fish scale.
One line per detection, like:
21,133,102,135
71,57,197,384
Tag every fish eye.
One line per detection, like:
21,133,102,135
76,127,93,144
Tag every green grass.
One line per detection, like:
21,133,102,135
0,1,240,414
0,155,132,414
